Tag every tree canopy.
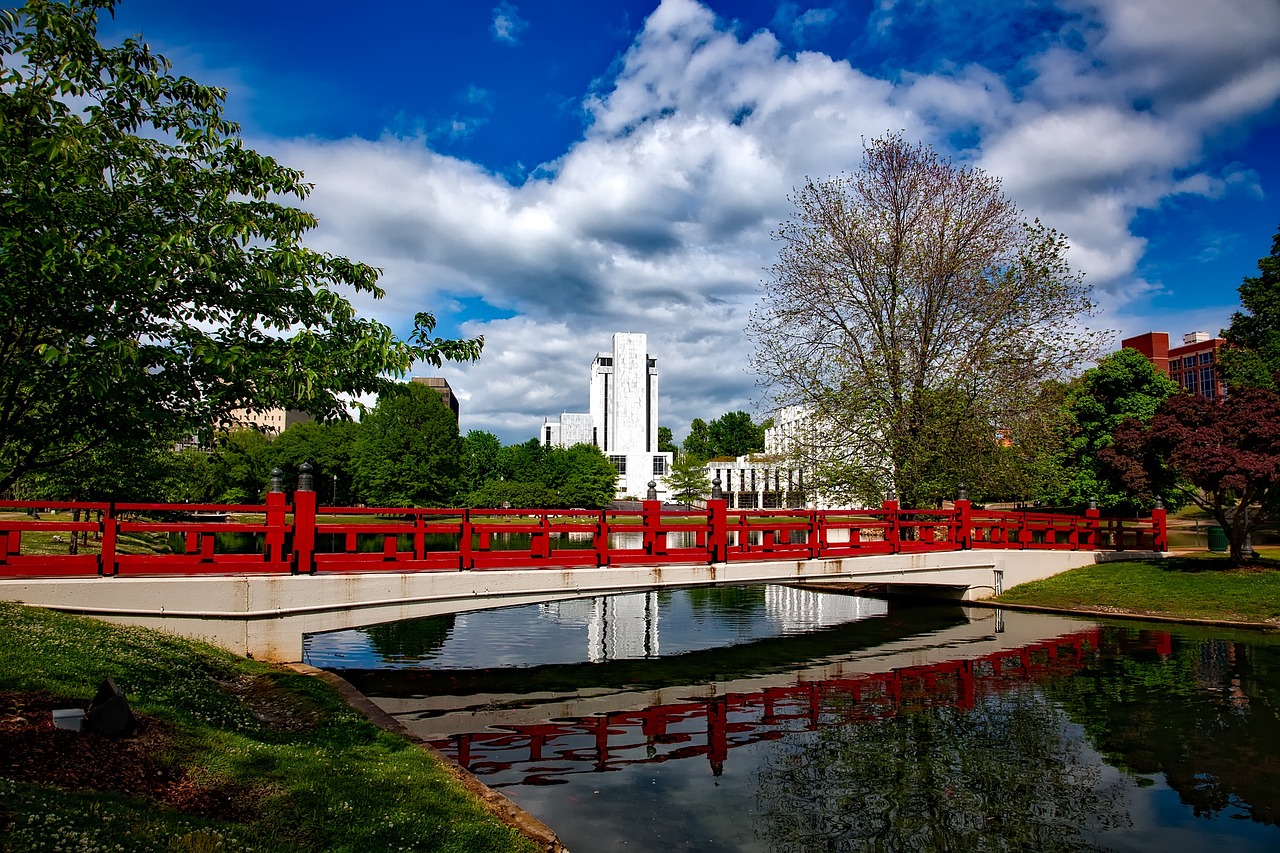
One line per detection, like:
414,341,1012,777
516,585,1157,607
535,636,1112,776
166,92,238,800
1102,388,1280,565
680,411,767,462
1040,347,1182,513
0,0,480,494
353,382,461,507
1219,224,1280,391
749,133,1102,508
459,439,617,509
666,452,711,507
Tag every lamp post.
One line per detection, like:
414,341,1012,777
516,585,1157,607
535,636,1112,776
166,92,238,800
331,474,337,506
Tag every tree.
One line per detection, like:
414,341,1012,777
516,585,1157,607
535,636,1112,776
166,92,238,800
1219,224,1280,391
681,418,716,462
465,480,558,510
666,453,711,507
352,382,460,506
458,430,503,496
543,445,617,508
679,412,767,462
707,411,766,459
1040,347,1181,513
657,426,678,454
206,428,275,504
497,439,548,484
749,133,1103,508
1102,388,1280,565
268,420,359,504
0,1,481,495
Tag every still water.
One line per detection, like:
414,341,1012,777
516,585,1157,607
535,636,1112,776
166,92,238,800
304,588,1280,852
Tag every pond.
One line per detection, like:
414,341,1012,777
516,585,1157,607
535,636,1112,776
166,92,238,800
304,588,1280,852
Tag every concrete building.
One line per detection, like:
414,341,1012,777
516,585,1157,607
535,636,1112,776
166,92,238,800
541,332,673,499
1122,331,1227,399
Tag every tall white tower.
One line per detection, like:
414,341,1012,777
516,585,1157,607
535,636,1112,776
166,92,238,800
589,332,658,454
540,332,672,499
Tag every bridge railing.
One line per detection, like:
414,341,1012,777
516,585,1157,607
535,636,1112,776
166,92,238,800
0,488,1167,578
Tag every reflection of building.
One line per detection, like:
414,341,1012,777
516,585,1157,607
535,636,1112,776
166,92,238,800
539,333,673,499
539,586,888,663
540,593,660,662
1123,331,1227,399
764,586,889,631
412,377,460,418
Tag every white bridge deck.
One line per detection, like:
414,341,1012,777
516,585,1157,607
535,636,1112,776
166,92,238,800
0,549,1154,660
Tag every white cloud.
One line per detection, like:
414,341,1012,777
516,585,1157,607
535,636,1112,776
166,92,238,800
491,2,529,45
263,0,1279,441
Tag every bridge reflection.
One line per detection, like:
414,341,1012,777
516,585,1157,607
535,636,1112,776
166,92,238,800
431,627,1173,786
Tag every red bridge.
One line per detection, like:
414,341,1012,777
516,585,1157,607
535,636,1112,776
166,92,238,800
0,482,1168,661
0,492,1166,579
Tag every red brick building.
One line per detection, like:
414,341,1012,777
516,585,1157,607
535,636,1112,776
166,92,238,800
1121,331,1227,399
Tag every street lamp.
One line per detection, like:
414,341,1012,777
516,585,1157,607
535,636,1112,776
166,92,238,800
331,474,338,506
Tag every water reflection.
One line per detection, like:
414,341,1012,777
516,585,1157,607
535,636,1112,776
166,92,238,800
321,591,1280,852
304,585,890,670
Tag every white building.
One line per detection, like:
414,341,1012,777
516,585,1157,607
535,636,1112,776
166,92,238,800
541,332,673,499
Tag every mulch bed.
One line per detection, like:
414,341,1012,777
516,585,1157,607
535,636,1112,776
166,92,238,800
0,690,261,823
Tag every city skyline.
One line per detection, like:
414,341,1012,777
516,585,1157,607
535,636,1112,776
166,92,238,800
76,0,1280,442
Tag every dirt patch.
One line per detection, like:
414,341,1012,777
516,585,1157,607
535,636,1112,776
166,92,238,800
217,674,323,733
0,690,264,823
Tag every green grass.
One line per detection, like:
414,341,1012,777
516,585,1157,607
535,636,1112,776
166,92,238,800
0,602,539,853
2,511,172,557
996,547,1280,624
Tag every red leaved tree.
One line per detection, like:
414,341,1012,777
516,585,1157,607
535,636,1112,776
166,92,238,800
1101,389,1280,565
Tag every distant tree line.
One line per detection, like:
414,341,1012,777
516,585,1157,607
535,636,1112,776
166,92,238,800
18,381,618,510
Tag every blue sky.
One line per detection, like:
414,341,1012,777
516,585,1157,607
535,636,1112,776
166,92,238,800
61,1,1280,439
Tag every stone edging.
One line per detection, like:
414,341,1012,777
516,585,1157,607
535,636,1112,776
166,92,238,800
968,599,1280,632
286,663,568,853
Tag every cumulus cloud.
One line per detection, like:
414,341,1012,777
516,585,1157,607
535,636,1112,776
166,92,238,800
265,0,1279,441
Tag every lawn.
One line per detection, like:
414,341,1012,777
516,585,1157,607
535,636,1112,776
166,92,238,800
996,547,1280,625
0,602,540,853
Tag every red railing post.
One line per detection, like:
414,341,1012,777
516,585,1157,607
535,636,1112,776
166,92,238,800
642,500,661,556
707,499,727,562
883,497,900,554
533,512,551,559
414,513,426,561
265,469,287,567
99,502,118,576
1085,504,1101,549
293,463,317,574
1083,502,1101,550
1018,508,1033,549
955,487,971,550
1152,501,1167,552
594,509,608,567
460,508,474,570
807,508,820,559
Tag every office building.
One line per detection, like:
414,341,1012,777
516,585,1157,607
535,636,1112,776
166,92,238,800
1122,331,1227,399
541,332,673,499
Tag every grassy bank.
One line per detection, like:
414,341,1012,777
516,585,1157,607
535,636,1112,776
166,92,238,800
0,602,539,853
996,548,1280,624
